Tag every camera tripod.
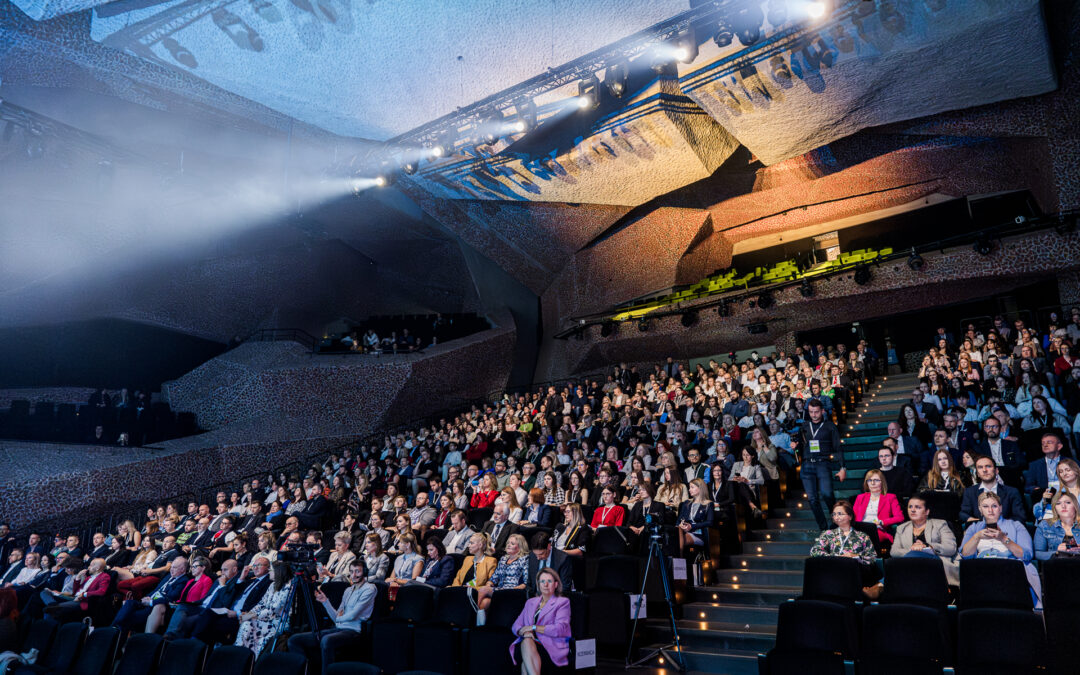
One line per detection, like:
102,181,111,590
625,528,685,672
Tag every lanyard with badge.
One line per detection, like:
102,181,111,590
807,422,824,456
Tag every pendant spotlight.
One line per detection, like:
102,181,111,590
576,75,600,110
604,62,630,98
600,321,616,337
716,300,731,317
756,292,774,310
681,311,698,328
973,234,995,256
638,318,650,332
799,279,814,298
732,4,765,46
853,264,872,285
713,19,734,48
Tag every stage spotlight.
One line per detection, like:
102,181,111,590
756,292,774,310
681,311,698,328
375,175,388,187
973,235,994,256
514,97,537,132
713,20,734,48
907,247,925,271
807,1,827,19
733,5,764,46
799,279,814,298
600,321,615,337
638,318,650,332
853,265,872,285
767,0,787,26
716,301,730,317
429,144,445,158
402,160,418,175
604,62,629,98
509,120,527,133
674,29,698,63
576,75,600,110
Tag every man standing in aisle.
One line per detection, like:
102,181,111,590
791,399,846,530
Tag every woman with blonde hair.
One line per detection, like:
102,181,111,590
452,532,497,587
1034,458,1080,520
472,533,530,624
553,504,589,556
387,533,423,586
676,478,714,554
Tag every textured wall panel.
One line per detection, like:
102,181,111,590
678,0,1057,165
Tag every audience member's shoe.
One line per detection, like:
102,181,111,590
862,583,884,600
476,609,486,626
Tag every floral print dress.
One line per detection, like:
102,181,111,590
235,580,294,657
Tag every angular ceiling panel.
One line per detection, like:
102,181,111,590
678,0,1057,165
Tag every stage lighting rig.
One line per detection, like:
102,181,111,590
733,4,764,46
604,62,629,98
907,248,925,271
799,279,814,297
853,265,872,285
973,234,995,256
713,19,734,48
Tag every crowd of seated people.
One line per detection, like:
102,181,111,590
1,342,885,669
2,309,1077,666
321,313,491,354
810,310,1080,604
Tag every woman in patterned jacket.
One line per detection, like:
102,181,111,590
809,499,883,599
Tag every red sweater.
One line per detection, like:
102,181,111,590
470,490,499,509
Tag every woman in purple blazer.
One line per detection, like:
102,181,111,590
510,567,572,674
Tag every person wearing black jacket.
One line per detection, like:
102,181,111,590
708,463,736,522
189,557,273,645
790,399,845,530
525,532,573,597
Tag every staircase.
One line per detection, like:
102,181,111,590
638,373,921,674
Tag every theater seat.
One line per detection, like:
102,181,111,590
19,618,57,656
759,600,856,675
956,608,1046,674
253,652,306,675
881,558,949,609
203,645,254,675
1042,557,1080,675
412,586,475,674
114,633,164,675
801,557,863,605
158,638,208,675
464,589,526,675
857,604,949,674
370,584,435,674
326,663,380,675
71,627,120,675
958,559,1032,611
14,621,86,675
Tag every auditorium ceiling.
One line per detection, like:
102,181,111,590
1,0,1078,359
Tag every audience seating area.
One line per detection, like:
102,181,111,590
2,305,1079,674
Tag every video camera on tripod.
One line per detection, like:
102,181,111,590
280,542,320,577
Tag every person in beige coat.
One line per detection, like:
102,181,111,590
890,494,960,585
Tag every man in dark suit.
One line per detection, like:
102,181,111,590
85,533,111,561
876,447,915,501
480,504,519,557
190,557,272,645
24,533,46,558
942,412,977,455
238,502,265,537
0,549,24,585
959,456,1026,523
526,531,573,597
165,558,242,638
975,417,1025,488
886,423,925,476
184,518,215,556
296,493,330,530
111,557,191,634
1025,432,1066,500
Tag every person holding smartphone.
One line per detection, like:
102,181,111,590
961,491,1041,607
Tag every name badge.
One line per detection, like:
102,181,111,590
809,440,821,454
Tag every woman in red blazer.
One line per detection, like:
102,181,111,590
853,469,904,544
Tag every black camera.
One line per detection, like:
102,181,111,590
279,542,318,564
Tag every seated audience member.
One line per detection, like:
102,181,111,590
730,448,765,518
922,429,964,476
85,533,110,561
496,488,524,524
510,567,572,675
877,446,915,501
676,478,714,554
387,533,423,587
541,472,566,507
414,537,454,587
317,532,356,584
917,449,969,496
112,556,190,633
886,422,924,474
518,488,555,529
187,556,272,644
442,509,475,554
1035,491,1080,561
144,556,213,634
961,492,1041,607
452,533,498,589
707,463,736,522
0,588,17,653
656,468,688,510
42,557,110,622
1034,458,1080,521
481,504,519,557
473,533,530,625
526,532,573,597
959,456,1026,523
289,560,376,675
975,417,1025,482
165,559,240,638
960,449,981,486
471,474,501,509
590,486,625,528
553,504,590,556
890,494,960,585
810,500,882,599
1026,432,1067,498
235,560,294,657
854,469,904,545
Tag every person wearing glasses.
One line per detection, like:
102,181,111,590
145,556,213,634
510,567,572,675
853,469,903,545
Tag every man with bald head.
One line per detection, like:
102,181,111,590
43,557,110,621
112,557,191,635
165,558,241,638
